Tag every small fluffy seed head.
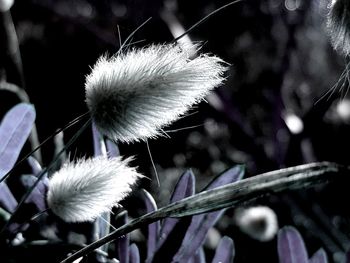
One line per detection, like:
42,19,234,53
47,156,142,223
85,44,228,143
327,0,350,56
234,206,278,242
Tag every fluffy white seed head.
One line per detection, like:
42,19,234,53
85,44,228,143
234,206,278,242
327,0,350,56
47,156,142,223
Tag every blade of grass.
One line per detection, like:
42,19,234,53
61,162,346,263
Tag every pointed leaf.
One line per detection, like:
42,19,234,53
170,170,196,203
211,236,235,263
158,170,195,247
192,247,206,263
173,165,244,262
278,226,308,263
309,248,328,263
142,189,160,259
129,243,140,263
27,156,42,175
204,165,245,191
0,183,17,213
21,174,48,211
0,103,36,180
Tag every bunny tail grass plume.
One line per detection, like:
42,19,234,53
327,0,350,56
47,156,142,223
234,206,278,242
85,43,227,143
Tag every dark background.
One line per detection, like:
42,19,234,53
1,0,350,262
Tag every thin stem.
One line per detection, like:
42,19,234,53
0,10,24,87
173,0,243,43
146,139,160,187
117,17,152,54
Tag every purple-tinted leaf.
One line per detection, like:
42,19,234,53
27,156,42,175
173,165,244,262
0,103,36,181
309,248,328,263
21,174,48,211
211,236,235,263
106,139,120,158
158,170,195,247
170,170,196,203
0,183,17,213
141,189,160,259
92,122,106,157
278,226,308,263
192,247,206,263
129,243,140,263
117,211,129,263
203,165,245,191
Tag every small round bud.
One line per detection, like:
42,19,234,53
234,206,278,242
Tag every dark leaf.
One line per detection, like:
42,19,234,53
278,226,308,263
173,165,244,262
158,170,195,248
0,103,36,180
141,189,160,259
149,216,192,263
211,236,235,263
129,243,140,263
309,248,328,263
